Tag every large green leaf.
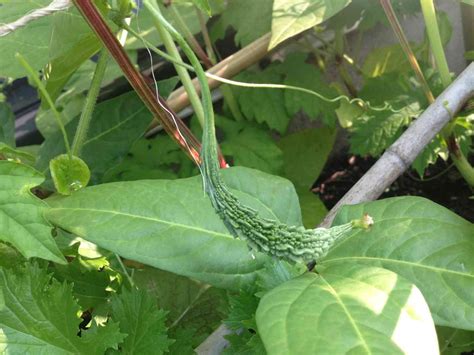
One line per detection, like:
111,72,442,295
0,0,52,78
36,91,154,186
269,0,351,49
0,263,125,354
46,167,302,290
256,265,438,354
324,196,474,330
0,161,64,263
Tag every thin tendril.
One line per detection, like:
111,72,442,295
123,23,405,114
407,162,454,182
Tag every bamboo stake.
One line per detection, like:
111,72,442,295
320,63,474,226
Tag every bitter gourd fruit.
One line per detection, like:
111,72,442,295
145,1,373,263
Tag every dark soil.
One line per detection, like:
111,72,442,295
314,150,474,222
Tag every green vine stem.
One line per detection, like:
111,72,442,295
448,146,474,186
194,4,245,121
16,53,72,159
168,4,212,68
419,0,474,186
147,3,205,127
420,0,452,88
196,8,217,64
380,0,435,104
71,48,109,156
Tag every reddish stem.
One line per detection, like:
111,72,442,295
73,0,227,168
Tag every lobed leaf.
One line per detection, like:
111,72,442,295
350,101,421,156
278,53,339,125
133,266,226,337
52,254,112,310
111,288,173,354
235,69,290,134
0,263,125,354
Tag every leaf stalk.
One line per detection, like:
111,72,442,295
71,48,109,156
